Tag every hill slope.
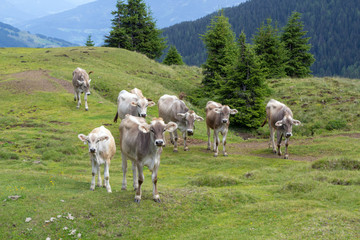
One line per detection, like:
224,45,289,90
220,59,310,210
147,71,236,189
0,22,75,48
0,47,360,239
163,0,360,78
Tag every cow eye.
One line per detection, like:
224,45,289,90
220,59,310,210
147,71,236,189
150,129,155,133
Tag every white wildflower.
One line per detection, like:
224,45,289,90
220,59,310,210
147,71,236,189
63,227,68,230
25,217,32,223
57,215,62,218
77,233,81,238
60,200,65,202
50,217,56,222
46,237,51,240
66,213,75,220
69,229,76,235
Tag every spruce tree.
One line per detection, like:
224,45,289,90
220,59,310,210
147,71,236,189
200,11,237,93
281,12,315,78
105,0,166,59
163,46,184,65
253,19,286,79
85,34,95,46
219,32,268,128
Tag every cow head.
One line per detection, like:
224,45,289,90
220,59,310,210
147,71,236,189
77,76,91,95
131,98,155,118
138,118,178,147
275,116,301,138
177,110,204,136
78,132,109,154
213,105,238,124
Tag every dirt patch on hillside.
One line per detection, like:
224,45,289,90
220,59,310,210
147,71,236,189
0,70,73,94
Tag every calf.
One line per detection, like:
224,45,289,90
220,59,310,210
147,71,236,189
78,126,116,193
114,88,155,122
119,115,177,202
158,94,203,152
72,67,93,111
261,99,301,159
206,101,238,157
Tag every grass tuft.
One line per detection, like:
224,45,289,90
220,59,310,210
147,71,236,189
281,181,315,193
312,157,360,170
189,175,240,187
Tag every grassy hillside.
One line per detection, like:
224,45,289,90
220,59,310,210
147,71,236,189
0,47,360,239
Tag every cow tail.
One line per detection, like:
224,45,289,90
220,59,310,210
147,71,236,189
88,71,94,75
261,118,267,127
113,111,118,123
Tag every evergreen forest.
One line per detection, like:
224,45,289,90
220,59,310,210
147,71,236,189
162,0,360,78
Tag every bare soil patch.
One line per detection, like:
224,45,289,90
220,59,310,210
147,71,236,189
0,70,73,94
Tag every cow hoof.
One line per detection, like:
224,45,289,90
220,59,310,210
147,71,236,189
153,198,161,203
272,150,277,154
284,155,289,159
134,197,141,203
121,187,127,190
90,188,94,191
207,147,211,150
214,154,218,157
173,149,178,153
85,108,88,111
107,189,112,193
223,153,228,157
76,106,80,109
184,148,189,151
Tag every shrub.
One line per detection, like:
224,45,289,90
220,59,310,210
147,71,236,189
325,119,347,131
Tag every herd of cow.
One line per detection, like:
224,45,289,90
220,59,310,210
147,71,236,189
73,68,301,202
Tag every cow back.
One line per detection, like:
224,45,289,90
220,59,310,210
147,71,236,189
158,95,189,123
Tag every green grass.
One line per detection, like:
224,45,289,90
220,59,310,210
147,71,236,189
1,47,360,239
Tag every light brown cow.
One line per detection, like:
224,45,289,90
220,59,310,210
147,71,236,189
72,67,93,111
261,99,301,159
114,88,155,122
158,94,203,152
78,126,116,193
119,115,177,203
206,101,238,157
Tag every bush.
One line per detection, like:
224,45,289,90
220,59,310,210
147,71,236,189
325,119,347,131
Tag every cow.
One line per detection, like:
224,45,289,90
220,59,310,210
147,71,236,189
261,99,301,159
78,126,116,193
113,88,155,122
119,115,177,202
158,94,203,152
205,101,238,157
72,67,93,111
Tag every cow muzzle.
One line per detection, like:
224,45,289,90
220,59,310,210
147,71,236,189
89,148,96,153
140,113,147,118
222,119,228,123
187,129,194,136
86,92,91,95
155,139,164,147
285,133,292,138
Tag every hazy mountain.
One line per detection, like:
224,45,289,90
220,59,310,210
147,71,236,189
0,22,75,48
19,0,246,46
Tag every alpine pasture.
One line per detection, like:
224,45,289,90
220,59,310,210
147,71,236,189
0,47,360,239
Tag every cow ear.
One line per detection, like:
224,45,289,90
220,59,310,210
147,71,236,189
147,101,155,107
195,115,204,121
165,122,178,132
177,113,186,118
131,101,138,106
78,134,88,144
275,120,283,127
97,135,109,142
138,123,150,133
230,109,238,115
292,120,301,126
88,79,92,83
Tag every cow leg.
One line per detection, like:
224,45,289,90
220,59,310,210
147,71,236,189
76,92,81,109
222,129,228,156
270,126,276,153
276,131,283,156
151,165,160,202
104,161,111,193
183,131,189,151
90,160,96,191
132,161,138,190
284,137,290,159
214,130,220,157
121,153,127,190
135,161,144,203
169,132,175,145
173,130,178,152
84,93,89,111
97,164,102,187
73,91,77,101
207,126,211,150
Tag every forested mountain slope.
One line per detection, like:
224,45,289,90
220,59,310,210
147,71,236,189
162,0,360,78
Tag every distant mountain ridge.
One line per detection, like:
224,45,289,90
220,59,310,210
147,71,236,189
0,22,75,48
162,0,360,78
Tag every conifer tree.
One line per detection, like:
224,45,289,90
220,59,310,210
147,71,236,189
219,32,269,128
281,12,315,78
253,19,286,79
163,46,184,65
200,11,237,93
85,34,95,46
105,0,166,59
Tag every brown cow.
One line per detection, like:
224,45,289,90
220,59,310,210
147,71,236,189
206,101,238,157
72,67,93,111
78,126,116,193
119,115,177,202
158,94,203,152
261,99,301,159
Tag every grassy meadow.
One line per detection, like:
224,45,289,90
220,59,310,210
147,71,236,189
0,47,360,239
